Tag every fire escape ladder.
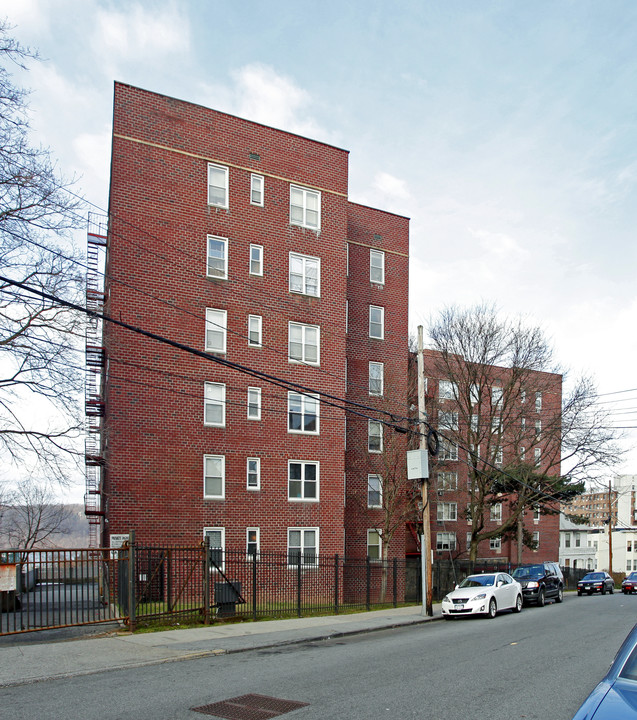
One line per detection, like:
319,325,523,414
84,213,108,547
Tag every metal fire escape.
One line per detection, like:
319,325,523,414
84,212,108,547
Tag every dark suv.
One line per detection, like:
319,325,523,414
511,562,564,606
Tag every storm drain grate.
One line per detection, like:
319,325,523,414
192,693,309,719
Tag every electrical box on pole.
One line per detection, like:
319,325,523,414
407,449,429,482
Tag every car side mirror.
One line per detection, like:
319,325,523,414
497,581,503,587
455,584,459,590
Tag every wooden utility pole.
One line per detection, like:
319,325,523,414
417,326,433,617
608,480,613,575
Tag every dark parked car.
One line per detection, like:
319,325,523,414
577,571,614,595
511,562,564,606
623,572,637,594
571,622,637,719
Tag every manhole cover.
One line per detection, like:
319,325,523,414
192,693,309,719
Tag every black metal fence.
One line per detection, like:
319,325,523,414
0,548,125,635
129,546,409,628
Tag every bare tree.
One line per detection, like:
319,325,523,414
0,478,73,549
0,22,85,484
425,304,623,563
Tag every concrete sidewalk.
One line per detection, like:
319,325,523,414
0,605,441,688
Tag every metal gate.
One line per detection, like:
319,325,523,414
0,547,127,636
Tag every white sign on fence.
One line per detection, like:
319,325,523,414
110,534,130,549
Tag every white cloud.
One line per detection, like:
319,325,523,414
93,2,190,67
198,63,329,142
372,172,412,202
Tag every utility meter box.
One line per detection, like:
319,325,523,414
406,449,429,481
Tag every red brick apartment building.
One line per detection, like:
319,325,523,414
406,349,562,564
92,83,409,562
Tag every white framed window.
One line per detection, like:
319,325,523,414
206,235,228,279
368,474,382,508
290,185,320,229
288,322,320,364
203,455,225,499
575,532,581,548
439,411,458,431
491,416,502,433
288,392,319,434
207,163,229,208
439,439,458,461
289,253,320,297
520,446,526,461
628,560,633,572
437,472,458,491
565,533,571,548
533,505,540,523
369,305,384,339
535,392,542,412
247,457,260,490
521,417,527,432
369,361,384,396
533,531,540,550
247,387,261,420
492,386,503,407
490,537,501,551
205,308,227,353
466,532,472,550
437,502,457,522
248,315,262,347
470,414,479,433
534,447,541,466
250,174,264,206
204,382,226,427
535,420,542,439
490,503,502,522
246,527,260,558
520,389,527,404
470,384,480,406
494,446,503,466
367,529,382,560
287,527,318,566
288,461,319,501
249,244,263,276
204,527,225,570
368,420,383,453
437,532,456,551
370,249,385,284
439,380,458,400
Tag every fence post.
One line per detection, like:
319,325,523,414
203,536,210,625
252,552,257,622
127,529,136,632
393,558,397,608
334,554,339,615
366,556,371,611
166,550,172,612
297,555,302,618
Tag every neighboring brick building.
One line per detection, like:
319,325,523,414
90,83,409,562
406,349,563,564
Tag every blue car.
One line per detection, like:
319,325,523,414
572,623,637,719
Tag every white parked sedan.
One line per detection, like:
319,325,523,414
441,572,523,619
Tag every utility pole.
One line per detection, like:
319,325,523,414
417,326,433,617
608,480,613,575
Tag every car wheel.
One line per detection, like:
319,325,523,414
487,598,497,619
602,585,606,595
610,585,614,594
577,590,582,596
556,585,563,603
513,594,523,613
537,588,545,607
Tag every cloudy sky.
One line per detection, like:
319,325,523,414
2,0,636,487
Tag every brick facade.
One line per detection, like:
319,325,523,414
101,83,410,562
406,349,562,564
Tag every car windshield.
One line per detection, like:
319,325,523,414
512,565,544,579
620,643,637,681
459,575,495,588
582,573,605,581
628,573,637,581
